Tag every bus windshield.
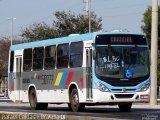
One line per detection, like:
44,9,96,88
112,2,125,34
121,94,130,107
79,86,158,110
95,46,149,79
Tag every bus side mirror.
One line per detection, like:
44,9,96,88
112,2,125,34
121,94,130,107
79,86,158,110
93,50,96,60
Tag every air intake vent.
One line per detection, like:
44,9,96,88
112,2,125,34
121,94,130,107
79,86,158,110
114,94,134,98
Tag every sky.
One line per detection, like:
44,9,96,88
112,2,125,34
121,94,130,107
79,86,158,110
0,0,159,39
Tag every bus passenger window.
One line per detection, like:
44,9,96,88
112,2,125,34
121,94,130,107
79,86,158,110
44,45,56,69
33,47,44,70
23,49,32,71
10,51,14,72
57,44,69,68
70,41,83,68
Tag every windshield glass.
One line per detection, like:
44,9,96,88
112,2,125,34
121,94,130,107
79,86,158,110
95,46,149,79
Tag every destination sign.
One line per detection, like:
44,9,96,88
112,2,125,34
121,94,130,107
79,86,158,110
110,36,133,43
96,34,147,45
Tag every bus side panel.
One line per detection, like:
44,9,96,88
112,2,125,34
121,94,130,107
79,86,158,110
21,67,87,103
8,72,16,102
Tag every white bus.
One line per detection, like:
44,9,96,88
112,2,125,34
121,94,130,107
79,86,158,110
8,32,150,112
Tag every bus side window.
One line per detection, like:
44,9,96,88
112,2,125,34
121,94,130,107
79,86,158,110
23,49,32,71
33,47,44,70
10,51,14,72
44,45,56,69
57,44,69,68
70,41,83,68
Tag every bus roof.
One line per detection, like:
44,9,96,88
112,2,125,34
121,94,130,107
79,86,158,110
10,32,144,51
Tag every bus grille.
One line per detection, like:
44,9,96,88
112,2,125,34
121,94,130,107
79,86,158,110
107,80,143,86
114,94,134,98
96,74,149,87
106,79,146,86
111,88,136,92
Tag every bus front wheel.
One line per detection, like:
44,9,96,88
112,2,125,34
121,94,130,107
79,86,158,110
69,88,85,112
29,88,48,110
118,102,132,112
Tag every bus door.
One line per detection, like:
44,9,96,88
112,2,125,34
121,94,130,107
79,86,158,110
15,56,22,101
86,47,93,100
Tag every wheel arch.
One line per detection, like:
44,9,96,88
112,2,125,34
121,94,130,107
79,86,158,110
28,84,37,95
68,82,79,96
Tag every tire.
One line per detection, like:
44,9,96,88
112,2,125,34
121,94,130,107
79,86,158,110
69,88,85,112
29,88,48,110
118,102,132,112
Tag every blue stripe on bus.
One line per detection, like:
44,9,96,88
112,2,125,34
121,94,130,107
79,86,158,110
10,32,142,51
60,71,68,86
10,33,94,50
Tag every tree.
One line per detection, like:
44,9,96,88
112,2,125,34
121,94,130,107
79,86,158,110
21,22,57,42
141,6,160,45
53,11,102,37
21,11,102,42
142,6,160,86
0,38,20,77
0,39,10,76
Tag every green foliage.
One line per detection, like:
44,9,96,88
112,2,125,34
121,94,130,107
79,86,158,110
21,22,57,42
53,11,102,37
142,6,160,86
141,6,160,45
21,11,102,42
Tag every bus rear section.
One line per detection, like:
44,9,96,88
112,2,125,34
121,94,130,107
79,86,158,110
8,50,23,102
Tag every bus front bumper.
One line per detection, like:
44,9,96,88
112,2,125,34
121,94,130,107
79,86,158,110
92,89,150,103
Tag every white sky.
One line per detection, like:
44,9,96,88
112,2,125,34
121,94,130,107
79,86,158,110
0,0,159,39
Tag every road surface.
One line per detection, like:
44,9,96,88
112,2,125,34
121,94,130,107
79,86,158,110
0,98,159,120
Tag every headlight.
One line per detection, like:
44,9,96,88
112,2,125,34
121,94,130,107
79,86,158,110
95,82,110,92
140,82,150,91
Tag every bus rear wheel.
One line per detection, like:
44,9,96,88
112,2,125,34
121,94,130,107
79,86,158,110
29,88,48,110
118,102,132,112
69,88,85,112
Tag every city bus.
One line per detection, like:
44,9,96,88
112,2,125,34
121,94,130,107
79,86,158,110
8,32,150,112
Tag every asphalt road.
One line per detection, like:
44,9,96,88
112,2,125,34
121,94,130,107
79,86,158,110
0,99,160,120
